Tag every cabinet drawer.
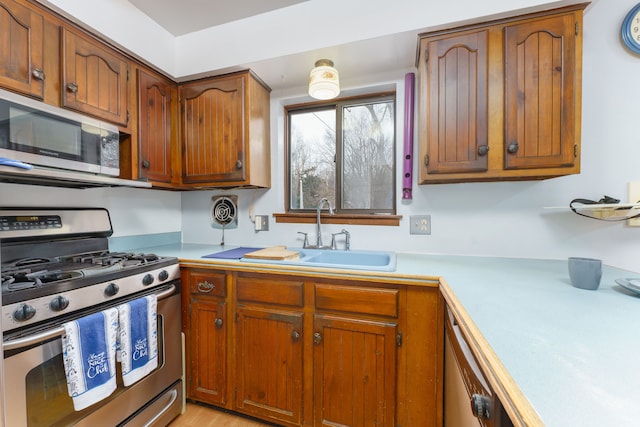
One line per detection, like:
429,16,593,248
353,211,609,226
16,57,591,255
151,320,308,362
237,276,304,307
315,283,399,317
186,270,226,297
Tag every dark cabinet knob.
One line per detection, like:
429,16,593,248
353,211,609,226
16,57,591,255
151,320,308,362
291,330,301,341
477,145,489,156
214,318,223,328
141,160,150,169
313,332,322,344
67,82,79,93
235,160,243,170
32,68,45,81
507,142,519,154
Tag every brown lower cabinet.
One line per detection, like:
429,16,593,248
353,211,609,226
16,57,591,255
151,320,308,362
181,267,443,427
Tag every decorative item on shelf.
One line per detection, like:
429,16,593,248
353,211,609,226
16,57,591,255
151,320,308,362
308,59,340,100
621,3,640,55
568,195,640,221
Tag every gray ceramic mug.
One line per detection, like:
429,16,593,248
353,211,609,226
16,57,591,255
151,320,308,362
568,257,602,290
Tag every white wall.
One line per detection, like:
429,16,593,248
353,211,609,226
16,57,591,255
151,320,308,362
0,184,182,237
180,0,640,272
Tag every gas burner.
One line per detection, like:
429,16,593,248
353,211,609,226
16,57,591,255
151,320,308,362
1,269,84,293
4,257,60,269
62,252,161,268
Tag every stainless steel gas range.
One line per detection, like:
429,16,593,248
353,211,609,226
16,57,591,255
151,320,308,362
0,207,183,426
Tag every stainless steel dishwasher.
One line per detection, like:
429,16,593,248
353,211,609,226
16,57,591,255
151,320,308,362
444,305,514,427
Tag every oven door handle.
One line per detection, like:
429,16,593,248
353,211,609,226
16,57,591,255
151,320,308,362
143,388,179,427
3,284,177,351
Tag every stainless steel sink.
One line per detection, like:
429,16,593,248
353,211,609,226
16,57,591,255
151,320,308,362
240,248,396,272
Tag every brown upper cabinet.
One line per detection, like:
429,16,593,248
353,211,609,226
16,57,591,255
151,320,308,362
0,0,271,190
136,69,178,186
179,70,271,188
0,0,45,99
417,5,586,183
61,28,129,126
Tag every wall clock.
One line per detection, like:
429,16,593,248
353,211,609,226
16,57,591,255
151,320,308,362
622,3,640,54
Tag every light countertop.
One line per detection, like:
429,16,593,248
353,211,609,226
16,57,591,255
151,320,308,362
128,242,640,427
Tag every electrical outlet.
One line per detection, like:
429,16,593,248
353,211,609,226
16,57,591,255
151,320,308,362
255,215,269,231
629,182,640,227
410,215,431,235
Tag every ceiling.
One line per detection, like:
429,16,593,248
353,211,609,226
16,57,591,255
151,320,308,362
128,0,310,36
123,0,423,91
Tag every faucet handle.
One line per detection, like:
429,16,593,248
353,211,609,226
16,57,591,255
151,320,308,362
341,229,351,251
297,231,309,248
330,229,351,251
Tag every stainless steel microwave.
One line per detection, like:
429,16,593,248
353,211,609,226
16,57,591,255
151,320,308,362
0,88,120,176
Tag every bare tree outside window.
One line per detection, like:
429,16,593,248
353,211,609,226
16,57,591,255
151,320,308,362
287,93,396,214
341,102,394,210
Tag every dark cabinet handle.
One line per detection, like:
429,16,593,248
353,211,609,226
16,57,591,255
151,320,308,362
291,330,300,341
235,160,243,170
197,281,215,293
67,82,78,93
313,332,322,344
141,160,150,169
32,68,45,81
507,143,519,154
214,318,223,328
477,145,489,156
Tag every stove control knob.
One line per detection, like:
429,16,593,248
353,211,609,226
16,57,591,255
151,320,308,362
142,273,155,286
13,304,36,322
49,296,69,312
104,283,120,297
158,270,169,281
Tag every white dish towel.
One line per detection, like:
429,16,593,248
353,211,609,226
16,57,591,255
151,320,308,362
62,308,118,411
117,294,158,386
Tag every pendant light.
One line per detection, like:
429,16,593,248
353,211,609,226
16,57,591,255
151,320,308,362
308,59,340,100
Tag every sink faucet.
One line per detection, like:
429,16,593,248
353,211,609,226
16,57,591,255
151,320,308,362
315,197,334,248
331,229,351,251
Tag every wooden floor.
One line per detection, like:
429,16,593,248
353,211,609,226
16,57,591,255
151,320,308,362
169,402,276,427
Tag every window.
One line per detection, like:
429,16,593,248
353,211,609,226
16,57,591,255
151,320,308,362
286,93,396,216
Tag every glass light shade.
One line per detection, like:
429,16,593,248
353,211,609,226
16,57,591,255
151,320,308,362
308,59,340,100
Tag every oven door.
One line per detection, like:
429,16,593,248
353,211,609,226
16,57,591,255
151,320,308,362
3,284,183,427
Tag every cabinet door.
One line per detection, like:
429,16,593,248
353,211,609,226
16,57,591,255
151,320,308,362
189,296,227,405
61,28,129,125
504,13,577,170
313,314,397,427
180,75,246,184
0,0,45,98
235,306,303,425
137,69,173,184
422,30,489,174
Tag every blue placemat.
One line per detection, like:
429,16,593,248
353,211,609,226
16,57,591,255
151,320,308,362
202,247,262,259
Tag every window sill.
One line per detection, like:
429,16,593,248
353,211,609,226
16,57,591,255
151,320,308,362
273,213,402,226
